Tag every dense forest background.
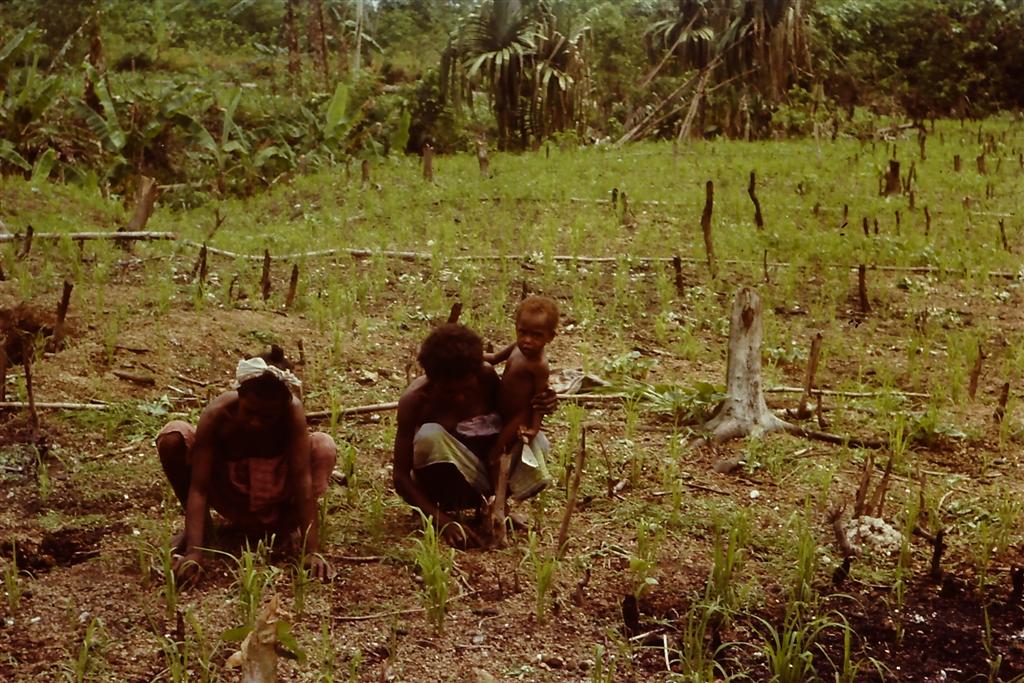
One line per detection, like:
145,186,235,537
2,0,1022,204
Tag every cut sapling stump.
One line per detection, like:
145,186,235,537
1009,566,1023,606
693,288,886,453
557,426,587,559
930,529,946,581
285,264,299,309
994,381,1010,425
977,154,987,175
882,160,901,196
701,180,716,279
795,332,822,419
190,244,208,285
673,256,684,296
360,159,370,189
423,144,434,182
828,505,856,586
858,265,870,315
226,595,289,683
954,154,962,172
50,280,73,351
924,206,932,236
19,225,33,259
447,302,462,324
747,170,764,229
260,250,272,302
476,140,490,178
999,219,1010,252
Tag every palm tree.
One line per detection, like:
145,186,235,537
646,0,811,99
441,0,590,151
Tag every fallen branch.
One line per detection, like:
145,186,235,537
0,401,110,411
0,231,176,243
765,386,929,399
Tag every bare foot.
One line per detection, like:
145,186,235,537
169,530,187,554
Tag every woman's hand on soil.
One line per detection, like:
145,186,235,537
172,551,203,585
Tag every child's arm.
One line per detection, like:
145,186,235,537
483,342,516,366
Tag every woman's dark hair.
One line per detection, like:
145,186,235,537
237,372,293,405
417,323,483,380
260,343,294,371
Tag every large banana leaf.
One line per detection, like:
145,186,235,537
323,82,351,142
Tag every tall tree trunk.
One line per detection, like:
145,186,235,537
308,0,329,87
352,0,364,73
285,0,302,81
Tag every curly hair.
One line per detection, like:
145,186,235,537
417,323,484,380
515,295,559,332
237,372,293,406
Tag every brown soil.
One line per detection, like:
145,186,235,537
0,238,1023,682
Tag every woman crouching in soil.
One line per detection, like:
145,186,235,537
393,323,555,548
156,356,337,583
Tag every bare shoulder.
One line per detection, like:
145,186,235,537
397,376,429,421
198,390,238,424
506,353,549,380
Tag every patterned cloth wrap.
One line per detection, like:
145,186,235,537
412,413,551,501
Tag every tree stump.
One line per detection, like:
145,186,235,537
697,288,788,444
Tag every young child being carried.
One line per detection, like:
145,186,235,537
483,295,559,508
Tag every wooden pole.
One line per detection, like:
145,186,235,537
797,332,822,418
701,180,717,278
557,426,587,559
285,263,300,309
672,256,684,296
190,244,208,284
858,265,870,315
954,154,961,172
360,159,370,188
422,144,434,182
748,170,764,229
924,206,932,236
994,382,1010,425
447,302,462,324
999,219,1010,252
261,249,272,301
476,140,490,178
19,225,33,259
976,154,987,175
23,343,39,441
51,280,74,351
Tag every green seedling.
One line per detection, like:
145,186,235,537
526,529,558,624
411,509,453,633
629,519,661,599
61,617,102,683
208,537,281,626
4,542,22,615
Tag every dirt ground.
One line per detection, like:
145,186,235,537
1,234,1024,682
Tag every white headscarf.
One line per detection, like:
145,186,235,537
234,357,303,391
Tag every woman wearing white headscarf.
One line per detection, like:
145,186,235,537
156,356,336,583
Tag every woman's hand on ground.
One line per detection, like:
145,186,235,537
172,551,203,586
304,553,333,582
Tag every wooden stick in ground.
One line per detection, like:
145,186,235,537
261,249,272,301
125,176,158,231
476,140,490,178
929,529,946,580
999,219,1010,252
857,264,870,315
360,159,370,188
882,160,901,196
701,180,716,278
488,450,513,548
853,452,874,517
190,244,208,284
51,280,74,351
557,426,587,558
447,302,462,324
954,154,961,172
23,345,39,441
285,263,300,309
672,256,683,296
19,225,33,259
994,381,1010,424
422,144,434,182
747,170,764,229
797,332,822,419
924,206,932,235
968,342,984,400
